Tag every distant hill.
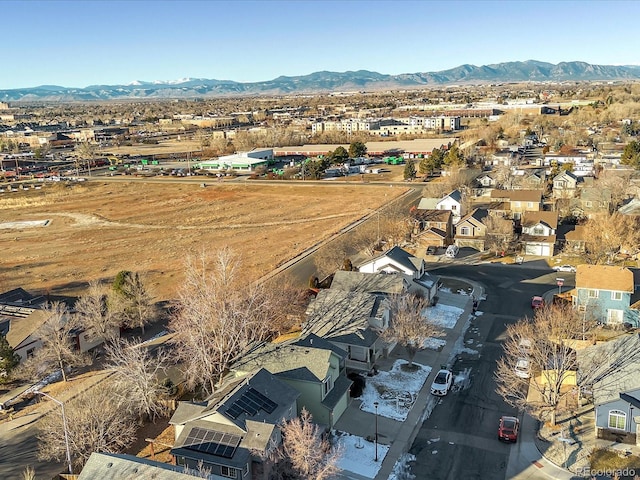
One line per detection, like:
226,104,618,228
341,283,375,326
2,60,640,102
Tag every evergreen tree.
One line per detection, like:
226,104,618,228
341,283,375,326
404,159,416,180
0,334,19,379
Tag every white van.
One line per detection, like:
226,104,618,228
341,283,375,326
445,245,459,258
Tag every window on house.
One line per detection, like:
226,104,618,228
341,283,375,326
221,466,236,478
607,309,624,324
514,201,521,207
323,375,334,397
611,291,622,301
527,202,534,208
451,205,457,210
460,226,470,236
533,227,544,235
588,290,598,299
26,348,36,358
577,305,587,313
608,410,626,430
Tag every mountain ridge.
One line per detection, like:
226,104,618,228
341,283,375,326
2,60,640,102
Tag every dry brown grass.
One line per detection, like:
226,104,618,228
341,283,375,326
0,179,407,300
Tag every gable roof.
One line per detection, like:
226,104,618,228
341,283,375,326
411,208,452,224
576,265,634,293
579,187,611,202
233,340,335,383
78,453,196,480
4,309,49,350
490,189,543,202
330,270,407,295
618,197,640,216
564,225,587,242
417,197,439,210
304,290,383,347
441,189,462,203
554,170,578,182
364,246,423,273
577,333,640,405
456,208,488,227
521,211,558,229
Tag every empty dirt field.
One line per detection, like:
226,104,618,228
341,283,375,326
0,179,408,300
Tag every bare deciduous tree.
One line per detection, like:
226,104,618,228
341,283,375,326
169,249,273,396
276,408,341,480
482,215,514,256
37,383,137,471
105,339,171,421
313,237,353,280
381,294,444,367
74,280,121,345
495,305,593,425
21,302,88,383
581,213,640,264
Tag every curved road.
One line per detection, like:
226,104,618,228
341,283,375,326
410,261,575,480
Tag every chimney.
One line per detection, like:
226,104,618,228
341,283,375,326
310,338,313,345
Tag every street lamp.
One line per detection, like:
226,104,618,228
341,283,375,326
374,401,379,462
35,391,73,475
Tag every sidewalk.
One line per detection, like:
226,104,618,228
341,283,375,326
334,278,481,480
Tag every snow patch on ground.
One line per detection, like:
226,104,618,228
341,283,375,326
0,220,50,229
423,337,446,350
423,303,464,329
360,360,432,422
387,452,416,480
334,431,390,479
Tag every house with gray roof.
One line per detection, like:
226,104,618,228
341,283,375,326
303,289,391,372
78,452,197,480
356,246,439,303
169,368,299,479
231,334,351,429
330,270,408,296
577,334,640,444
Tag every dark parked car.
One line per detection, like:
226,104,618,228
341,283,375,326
426,246,438,255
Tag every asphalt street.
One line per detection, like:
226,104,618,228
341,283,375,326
409,261,575,480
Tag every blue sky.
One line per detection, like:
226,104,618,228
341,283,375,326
1,0,637,89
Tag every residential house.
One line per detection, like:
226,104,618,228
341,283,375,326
619,197,640,217
475,172,497,188
78,453,197,480
520,211,558,257
454,208,489,251
170,368,299,479
0,288,116,362
562,225,587,253
552,171,580,199
356,246,439,303
572,265,640,327
436,190,465,223
410,208,453,247
303,289,390,372
232,334,351,429
577,187,612,216
577,334,640,445
520,170,546,190
490,189,543,220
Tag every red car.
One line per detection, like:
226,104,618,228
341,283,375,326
531,296,544,309
498,416,520,442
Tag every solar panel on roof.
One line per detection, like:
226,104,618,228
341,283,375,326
184,427,241,459
225,387,279,419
